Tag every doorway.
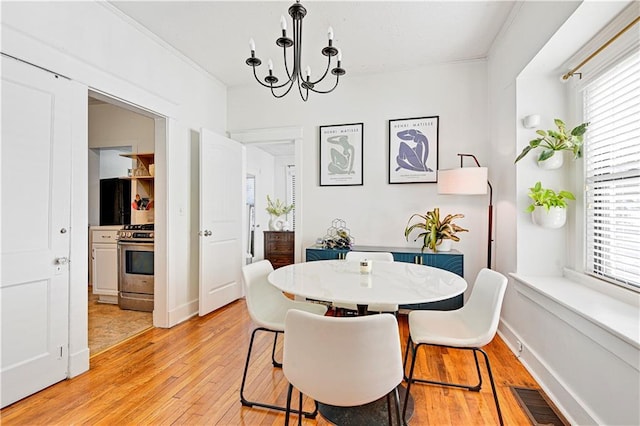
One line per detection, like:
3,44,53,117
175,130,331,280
87,93,157,355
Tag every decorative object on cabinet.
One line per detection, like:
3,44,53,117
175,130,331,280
305,245,464,311
526,181,575,229
404,207,467,253
514,118,589,167
322,218,354,249
244,1,345,102
319,123,363,186
265,195,294,231
438,153,493,269
389,116,439,184
264,231,294,269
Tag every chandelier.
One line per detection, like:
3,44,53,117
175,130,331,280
245,0,345,102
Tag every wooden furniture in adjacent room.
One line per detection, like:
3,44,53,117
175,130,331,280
264,231,294,269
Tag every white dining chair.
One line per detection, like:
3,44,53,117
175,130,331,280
283,309,404,426
239,260,327,418
334,251,398,314
402,268,508,425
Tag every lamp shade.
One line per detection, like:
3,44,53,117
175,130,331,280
438,167,488,195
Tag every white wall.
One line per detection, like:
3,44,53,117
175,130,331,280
229,61,491,287
2,1,227,376
488,1,639,424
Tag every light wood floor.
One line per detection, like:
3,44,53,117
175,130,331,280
0,299,540,425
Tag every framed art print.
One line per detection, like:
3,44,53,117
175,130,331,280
388,116,439,184
319,123,364,186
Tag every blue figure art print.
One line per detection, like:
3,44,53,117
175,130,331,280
395,129,432,172
319,123,364,186
389,116,439,183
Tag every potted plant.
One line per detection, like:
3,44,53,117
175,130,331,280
404,207,468,252
526,181,575,228
515,118,589,169
265,195,294,231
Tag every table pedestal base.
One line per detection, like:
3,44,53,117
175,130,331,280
318,384,413,425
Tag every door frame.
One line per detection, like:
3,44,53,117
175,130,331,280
229,127,304,263
86,90,169,327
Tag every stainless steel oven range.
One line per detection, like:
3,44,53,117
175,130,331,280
117,223,154,312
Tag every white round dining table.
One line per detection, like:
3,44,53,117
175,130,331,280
267,259,467,310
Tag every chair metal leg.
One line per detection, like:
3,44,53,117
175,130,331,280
408,343,482,391
392,386,402,426
240,327,318,418
402,340,418,425
478,348,504,426
402,334,415,382
271,331,282,368
285,383,293,426
403,341,503,426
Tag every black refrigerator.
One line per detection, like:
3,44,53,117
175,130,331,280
99,178,131,226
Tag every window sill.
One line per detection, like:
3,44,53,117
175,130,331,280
510,271,640,367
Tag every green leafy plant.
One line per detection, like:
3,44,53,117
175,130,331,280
404,207,468,252
526,181,575,212
265,195,294,216
515,118,589,163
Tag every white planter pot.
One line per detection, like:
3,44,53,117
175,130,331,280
532,206,567,229
537,152,564,170
436,239,452,252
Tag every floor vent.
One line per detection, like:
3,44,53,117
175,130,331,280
511,386,569,426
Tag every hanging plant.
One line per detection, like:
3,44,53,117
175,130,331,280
515,119,589,163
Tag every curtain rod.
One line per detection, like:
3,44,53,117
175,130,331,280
562,16,640,81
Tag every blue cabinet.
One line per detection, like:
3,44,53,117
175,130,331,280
305,245,464,311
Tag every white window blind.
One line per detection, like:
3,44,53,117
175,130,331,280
286,165,296,230
583,50,640,290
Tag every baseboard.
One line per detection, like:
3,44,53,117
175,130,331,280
68,348,90,378
498,319,599,425
168,299,199,327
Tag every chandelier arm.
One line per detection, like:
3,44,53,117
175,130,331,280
251,65,294,90
310,55,332,85
270,78,297,98
295,16,304,82
296,76,310,101
307,74,340,94
282,46,295,81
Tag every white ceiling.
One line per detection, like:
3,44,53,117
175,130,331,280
110,1,516,89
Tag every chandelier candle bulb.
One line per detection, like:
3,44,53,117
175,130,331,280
338,48,342,61
249,38,255,52
328,26,334,40
306,66,311,78
268,59,273,71
280,15,287,31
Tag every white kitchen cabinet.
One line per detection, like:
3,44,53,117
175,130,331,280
90,226,120,304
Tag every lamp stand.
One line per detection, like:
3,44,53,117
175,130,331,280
457,154,493,270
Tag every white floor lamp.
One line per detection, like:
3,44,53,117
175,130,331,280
438,153,493,269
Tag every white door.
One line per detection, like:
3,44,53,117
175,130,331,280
198,129,244,316
1,56,72,407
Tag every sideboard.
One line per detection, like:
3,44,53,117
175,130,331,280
305,245,464,311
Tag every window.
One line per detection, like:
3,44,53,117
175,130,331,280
583,50,640,290
286,165,296,230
